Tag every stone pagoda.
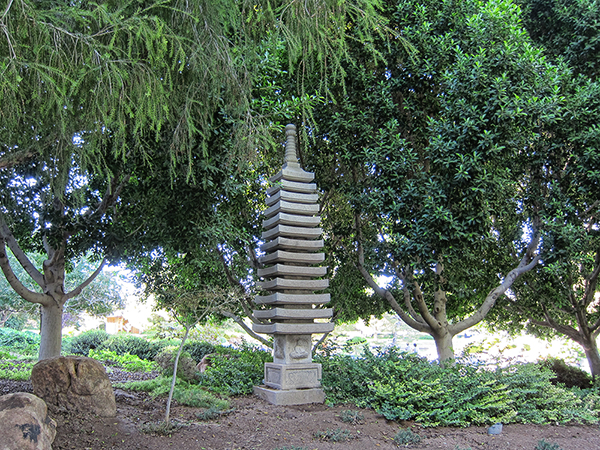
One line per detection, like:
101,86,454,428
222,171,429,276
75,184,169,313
253,124,334,406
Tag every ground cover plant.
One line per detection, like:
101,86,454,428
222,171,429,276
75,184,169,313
0,359,35,381
317,347,600,427
3,329,599,437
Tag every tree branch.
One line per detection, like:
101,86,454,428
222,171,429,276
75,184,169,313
245,243,260,272
583,251,600,309
218,309,272,347
405,269,441,331
354,212,430,333
64,258,106,300
0,237,49,305
0,216,44,287
450,232,541,335
392,264,425,325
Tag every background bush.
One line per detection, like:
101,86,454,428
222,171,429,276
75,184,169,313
182,341,217,363
537,358,592,389
89,348,157,372
0,328,40,356
67,329,109,356
154,346,198,382
99,333,161,360
199,344,272,395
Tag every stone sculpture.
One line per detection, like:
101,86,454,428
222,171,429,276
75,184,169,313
253,124,334,405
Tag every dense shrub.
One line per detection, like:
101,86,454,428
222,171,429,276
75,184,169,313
317,348,598,427
183,341,217,363
538,358,592,389
67,329,109,356
154,346,198,382
199,344,272,395
99,333,160,360
0,327,40,355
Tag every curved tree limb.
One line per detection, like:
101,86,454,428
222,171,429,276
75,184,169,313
0,237,49,305
405,269,441,331
64,258,106,300
393,265,425,325
218,309,272,347
0,217,44,287
450,233,541,335
583,251,600,309
354,213,429,333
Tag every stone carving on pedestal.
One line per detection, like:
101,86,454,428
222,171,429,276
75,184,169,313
252,124,334,406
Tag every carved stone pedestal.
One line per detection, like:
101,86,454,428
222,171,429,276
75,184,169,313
253,385,325,406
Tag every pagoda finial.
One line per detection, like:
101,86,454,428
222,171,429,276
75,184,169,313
283,124,300,169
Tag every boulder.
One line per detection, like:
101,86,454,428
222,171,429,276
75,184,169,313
0,392,56,450
31,356,116,417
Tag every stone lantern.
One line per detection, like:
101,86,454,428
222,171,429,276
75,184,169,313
252,124,334,406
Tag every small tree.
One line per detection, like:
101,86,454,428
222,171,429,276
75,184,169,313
157,287,235,427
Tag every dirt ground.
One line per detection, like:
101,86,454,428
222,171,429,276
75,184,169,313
2,378,600,450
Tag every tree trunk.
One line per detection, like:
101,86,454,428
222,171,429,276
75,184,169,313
39,301,64,360
166,326,191,427
432,330,454,363
580,334,600,380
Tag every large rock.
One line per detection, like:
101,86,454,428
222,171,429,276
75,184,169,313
31,356,116,417
0,392,57,450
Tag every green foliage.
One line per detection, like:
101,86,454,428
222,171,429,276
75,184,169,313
0,349,11,359
318,348,598,427
199,345,272,395
99,334,160,361
88,349,157,373
394,428,421,447
313,428,353,442
535,440,564,450
115,375,228,409
307,0,565,362
0,328,40,356
182,341,217,363
172,386,229,410
0,360,35,381
519,0,600,78
339,410,364,425
538,358,592,389
4,316,27,331
154,347,198,382
68,330,110,356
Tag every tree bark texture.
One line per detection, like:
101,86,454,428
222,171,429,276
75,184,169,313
39,301,64,360
582,335,600,380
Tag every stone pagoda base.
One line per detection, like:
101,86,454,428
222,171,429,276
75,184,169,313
253,385,325,406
